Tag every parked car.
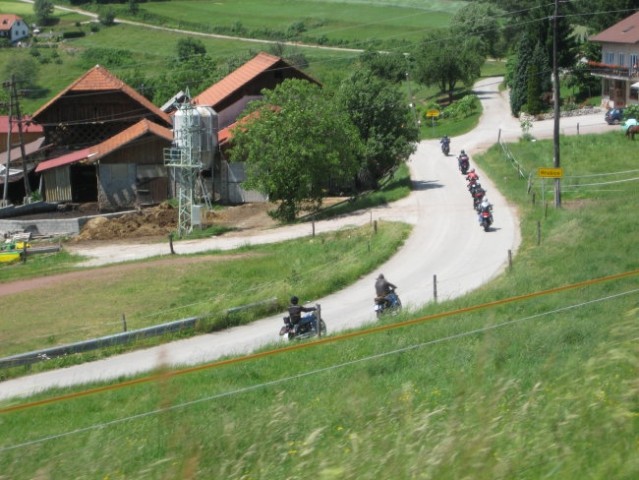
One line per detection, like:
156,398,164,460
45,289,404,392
605,108,624,125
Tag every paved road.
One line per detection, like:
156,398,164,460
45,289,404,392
0,78,614,401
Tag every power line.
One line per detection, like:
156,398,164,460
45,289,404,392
1,285,637,452
2,266,638,415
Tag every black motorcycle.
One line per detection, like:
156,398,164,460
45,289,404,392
458,155,469,175
280,310,327,340
440,139,450,156
374,288,402,318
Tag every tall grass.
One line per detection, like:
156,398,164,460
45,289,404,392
1,132,638,478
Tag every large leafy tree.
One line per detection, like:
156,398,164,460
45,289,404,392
229,79,363,222
335,68,418,190
450,2,504,59
33,0,54,26
413,30,485,104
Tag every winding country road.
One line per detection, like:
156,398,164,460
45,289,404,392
0,77,613,401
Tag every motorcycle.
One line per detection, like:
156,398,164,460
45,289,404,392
458,155,470,175
279,310,327,340
374,288,402,318
440,139,450,156
472,188,486,210
479,209,493,232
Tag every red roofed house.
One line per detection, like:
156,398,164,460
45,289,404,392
589,11,639,108
31,65,174,210
0,14,30,44
192,52,320,203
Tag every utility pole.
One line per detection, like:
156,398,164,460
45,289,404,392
2,75,31,205
2,80,13,206
552,0,561,207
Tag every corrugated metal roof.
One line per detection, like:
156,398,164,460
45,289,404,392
0,137,47,164
31,65,172,126
590,11,639,44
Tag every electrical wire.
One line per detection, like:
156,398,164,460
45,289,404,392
1,285,636,453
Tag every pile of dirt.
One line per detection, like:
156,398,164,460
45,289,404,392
72,202,280,242
74,203,178,241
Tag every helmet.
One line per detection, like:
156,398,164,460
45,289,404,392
290,296,299,305
481,198,489,206
470,168,475,173
461,150,466,154
377,273,385,280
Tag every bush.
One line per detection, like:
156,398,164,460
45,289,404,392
62,31,86,39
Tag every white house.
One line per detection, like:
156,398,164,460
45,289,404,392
0,14,30,45
589,11,639,108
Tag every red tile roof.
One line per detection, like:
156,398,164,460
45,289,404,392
35,148,92,173
0,14,21,31
31,65,172,126
35,120,172,173
590,11,639,44
192,52,318,109
91,119,173,160
0,115,43,134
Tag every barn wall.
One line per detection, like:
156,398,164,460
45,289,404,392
42,167,72,202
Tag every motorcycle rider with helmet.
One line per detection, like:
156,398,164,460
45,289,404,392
466,168,479,183
287,296,317,333
478,198,493,225
458,149,469,168
375,273,398,309
440,135,451,155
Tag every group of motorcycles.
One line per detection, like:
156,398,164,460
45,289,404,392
459,155,494,232
443,138,494,232
279,286,404,341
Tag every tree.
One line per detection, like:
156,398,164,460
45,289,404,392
358,49,409,83
2,56,39,90
33,0,54,26
229,79,363,222
413,30,485,104
450,2,504,59
526,43,548,115
335,68,418,189
509,34,535,116
176,37,206,62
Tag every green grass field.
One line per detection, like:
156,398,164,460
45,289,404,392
0,0,472,115
0,132,637,478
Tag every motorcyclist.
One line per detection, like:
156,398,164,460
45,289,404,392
440,135,450,153
466,168,479,183
375,273,397,308
287,296,317,332
458,150,470,172
478,198,493,224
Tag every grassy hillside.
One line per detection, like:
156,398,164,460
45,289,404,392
1,132,637,478
0,0,470,114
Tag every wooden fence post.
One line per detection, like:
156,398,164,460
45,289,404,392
433,274,438,302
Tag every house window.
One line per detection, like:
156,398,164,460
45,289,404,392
631,54,639,72
605,52,615,64
619,53,625,67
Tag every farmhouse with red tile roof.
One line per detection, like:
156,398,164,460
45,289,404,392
589,11,639,108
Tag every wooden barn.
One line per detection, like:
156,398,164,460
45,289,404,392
31,66,173,210
35,119,173,211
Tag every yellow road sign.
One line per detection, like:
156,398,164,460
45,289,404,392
538,167,563,178
426,109,440,118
